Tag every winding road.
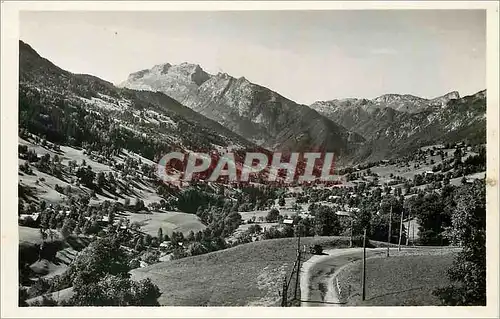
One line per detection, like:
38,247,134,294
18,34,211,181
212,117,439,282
299,246,456,307
300,247,386,307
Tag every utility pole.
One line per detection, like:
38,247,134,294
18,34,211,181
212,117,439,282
294,232,301,301
398,209,404,251
361,227,367,301
412,220,415,247
281,276,288,306
406,209,411,246
349,218,354,248
387,204,392,257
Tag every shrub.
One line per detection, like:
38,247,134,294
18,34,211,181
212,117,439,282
266,209,280,222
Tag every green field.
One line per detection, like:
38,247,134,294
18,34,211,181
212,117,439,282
130,236,352,306
19,226,89,279
336,250,457,306
19,226,63,245
126,210,207,237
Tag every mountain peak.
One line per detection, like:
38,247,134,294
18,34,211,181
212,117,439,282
373,93,425,103
121,61,212,94
441,91,460,100
430,91,460,107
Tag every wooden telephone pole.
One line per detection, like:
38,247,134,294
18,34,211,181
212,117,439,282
293,234,301,301
281,276,288,306
349,218,354,248
398,209,404,251
406,210,411,246
387,204,392,257
361,227,367,301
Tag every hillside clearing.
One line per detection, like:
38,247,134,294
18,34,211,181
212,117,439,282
19,137,166,206
125,210,206,237
26,287,75,306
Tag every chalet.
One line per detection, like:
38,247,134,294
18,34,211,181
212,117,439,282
159,241,173,251
335,211,351,218
97,215,110,226
299,211,313,219
19,213,41,227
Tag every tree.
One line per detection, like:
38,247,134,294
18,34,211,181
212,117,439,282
135,238,144,252
295,217,313,237
266,209,280,222
262,226,283,240
61,218,76,239
18,286,28,307
461,176,467,185
143,234,152,247
49,214,58,229
135,199,145,211
96,172,106,189
187,230,195,242
434,180,486,305
247,224,262,234
187,242,208,257
278,197,285,207
412,193,449,245
177,188,210,214
313,205,341,236
170,231,184,245
453,148,463,165
68,238,130,285
69,274,161,306
108,208,115,225
74,226,81,235
157,228,163,242
108,172,116,185
76,166,96,188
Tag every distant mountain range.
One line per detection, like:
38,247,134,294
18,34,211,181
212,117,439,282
19,40,260,163
120,60,485,162
19,40,486,165
310,90,486,160
119,63,365,160
310,91,461,119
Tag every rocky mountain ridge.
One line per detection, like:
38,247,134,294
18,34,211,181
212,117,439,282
119,62,365,160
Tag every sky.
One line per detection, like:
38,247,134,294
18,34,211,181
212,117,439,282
20,10,486,105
